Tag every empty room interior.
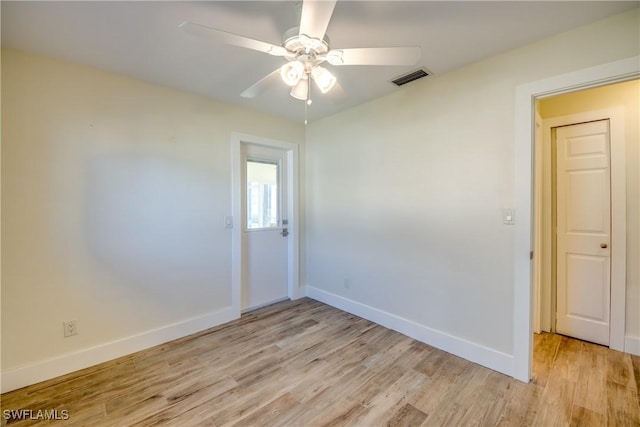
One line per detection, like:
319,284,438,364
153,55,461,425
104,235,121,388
1,1,639,426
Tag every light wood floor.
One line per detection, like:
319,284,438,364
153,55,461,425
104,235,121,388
1,298,639,426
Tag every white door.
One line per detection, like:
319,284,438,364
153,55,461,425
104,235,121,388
555,120,611,345
242,144,289,311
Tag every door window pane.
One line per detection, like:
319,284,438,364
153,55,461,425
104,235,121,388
247,160,279,229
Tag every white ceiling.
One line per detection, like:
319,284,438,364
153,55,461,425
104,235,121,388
2,1,637,123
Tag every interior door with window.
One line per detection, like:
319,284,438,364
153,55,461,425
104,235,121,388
555,119,611,345
242,144,289,311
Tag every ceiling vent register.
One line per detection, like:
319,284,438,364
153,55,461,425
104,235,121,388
391,68,430,86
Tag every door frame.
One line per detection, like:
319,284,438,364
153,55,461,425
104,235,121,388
513,55,639,382
231,132,301,316
538,109,625,340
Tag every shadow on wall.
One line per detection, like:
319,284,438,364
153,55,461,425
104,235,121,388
84,152,220,300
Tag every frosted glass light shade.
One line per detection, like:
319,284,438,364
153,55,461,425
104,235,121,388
280,61,304,86
311,66,336,94
290,78,309,100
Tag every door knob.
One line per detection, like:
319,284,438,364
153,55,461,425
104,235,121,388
600,243,607,248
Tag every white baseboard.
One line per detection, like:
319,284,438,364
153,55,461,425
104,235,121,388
305,286,513,377
242,297,290,314
625,335,640,356
1,306,238,393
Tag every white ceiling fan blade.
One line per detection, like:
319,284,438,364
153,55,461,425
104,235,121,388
327,47,421,66
299,0,336,41
240,69,282,98
179,21,287,57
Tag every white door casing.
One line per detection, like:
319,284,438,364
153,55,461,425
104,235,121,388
231,133,300,315
533,113,543,334
555,120,611,345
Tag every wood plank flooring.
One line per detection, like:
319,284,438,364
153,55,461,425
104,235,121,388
1,298,639,426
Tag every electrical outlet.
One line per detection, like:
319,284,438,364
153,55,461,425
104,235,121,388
63,320,78,337
343,278,351,289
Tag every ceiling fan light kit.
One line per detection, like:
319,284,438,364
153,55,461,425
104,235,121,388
181,0,421,122
279,27,336,100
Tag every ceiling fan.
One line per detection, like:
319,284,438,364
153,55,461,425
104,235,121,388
179,0,421,106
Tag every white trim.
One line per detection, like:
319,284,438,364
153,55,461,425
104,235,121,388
540,108,626,350
539,115,554,334
625,335,640,356
306,286,513,377
230,133,301,316
533,112,543,334
231,138,242,314
241,296,290,314
1,306,237,393
513,56,640,382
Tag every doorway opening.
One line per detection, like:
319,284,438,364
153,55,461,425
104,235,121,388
533,84,635,349
513,57,639,382
231,133,301,315
533,80,639,350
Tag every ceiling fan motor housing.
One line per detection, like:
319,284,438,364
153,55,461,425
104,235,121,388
282,27,330,63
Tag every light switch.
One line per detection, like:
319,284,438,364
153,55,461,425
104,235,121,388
503,208,515,225
224,216,233,229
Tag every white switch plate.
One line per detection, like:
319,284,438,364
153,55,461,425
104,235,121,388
224,216,233,229
503,208,516,225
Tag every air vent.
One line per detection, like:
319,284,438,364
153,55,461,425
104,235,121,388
391,68,430,86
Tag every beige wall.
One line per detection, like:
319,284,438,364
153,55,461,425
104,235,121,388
305,9,639,355
2,7,639,386
538,79,640,339
1,49,304,371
